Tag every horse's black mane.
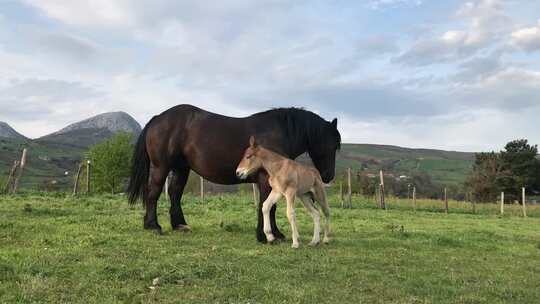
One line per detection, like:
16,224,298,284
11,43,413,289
255,107,341,153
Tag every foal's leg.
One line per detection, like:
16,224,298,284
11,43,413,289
315,183,331,244
261,190,282,243
285,191,300,248
144,166,169,234
300,194,321,246
168,167,191,231
257,173,285,243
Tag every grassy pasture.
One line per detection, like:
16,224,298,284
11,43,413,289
0,193,539,303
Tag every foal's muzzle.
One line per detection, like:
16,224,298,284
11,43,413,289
236,169,248,179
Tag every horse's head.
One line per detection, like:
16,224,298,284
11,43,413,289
308,118,341,183
236,136,263,180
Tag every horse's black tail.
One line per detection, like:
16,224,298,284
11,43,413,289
127,121,151,205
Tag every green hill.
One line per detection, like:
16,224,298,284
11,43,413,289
1,116,475,191
335,143,475,185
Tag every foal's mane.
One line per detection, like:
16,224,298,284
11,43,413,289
254,107,341,153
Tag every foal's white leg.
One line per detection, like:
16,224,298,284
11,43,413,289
315,184,331,244
300,195,321,246
262,190,282,243
285,192,299,248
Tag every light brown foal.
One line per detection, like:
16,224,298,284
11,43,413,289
236,136,331,248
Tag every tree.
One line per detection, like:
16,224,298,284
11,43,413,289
465,152,506,202
466,139,540,203
87,133,134,194
499,139,539,201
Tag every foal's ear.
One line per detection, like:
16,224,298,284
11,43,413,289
331,118,338,129
249,135,257,147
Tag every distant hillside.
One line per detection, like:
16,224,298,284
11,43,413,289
0,122,26,140
0,112,142,190
1,112,475,191
335,144,475,185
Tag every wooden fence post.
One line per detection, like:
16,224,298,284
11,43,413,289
72,162,84,196
86,160,91,194
3,160,19,194
379,170,386,209
412,186,416,211
444,187,448,214
12,148,27,194
252,183,259,208
500,192,504,215
471,192,476,214
346,168,352,208
340,181,344,208
522,187,527,217
200,176,205,203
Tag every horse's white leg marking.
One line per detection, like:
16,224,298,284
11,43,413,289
300,194,321,246
262,190,281,243
285,192,299,248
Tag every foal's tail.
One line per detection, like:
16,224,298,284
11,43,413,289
127,120,152,205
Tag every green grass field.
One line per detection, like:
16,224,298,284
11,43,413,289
1,193,539,303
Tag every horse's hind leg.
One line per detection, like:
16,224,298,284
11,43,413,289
144,166,169,234
169,167,191,232
300,194,321,246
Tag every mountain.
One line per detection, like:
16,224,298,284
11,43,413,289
51,111,141,136
0,122,27,140
0,112,142,190
36,112,142,148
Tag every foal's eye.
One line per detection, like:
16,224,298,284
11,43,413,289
246,155,252,159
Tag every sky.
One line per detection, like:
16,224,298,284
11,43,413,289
1,0,540,151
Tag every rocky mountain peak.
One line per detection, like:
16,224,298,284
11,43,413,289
53,111,142,136
0,121,27,139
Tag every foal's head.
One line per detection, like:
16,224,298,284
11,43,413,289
236,136,263,180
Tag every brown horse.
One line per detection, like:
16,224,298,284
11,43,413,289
237,136,331,248
127,104,341,242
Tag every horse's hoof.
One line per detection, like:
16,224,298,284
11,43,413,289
323,237,331,244
173,225,192,233
150,229,163,235
266,234,276,244
291,243,300,249
274,231,286,240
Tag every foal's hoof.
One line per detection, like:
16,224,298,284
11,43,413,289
323,237,331,244
308,240,320,247
291,243,300,249
172,225,192,233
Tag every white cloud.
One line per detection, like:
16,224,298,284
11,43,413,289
511,20,540,52
22,0,135,27
395,0,509,66
368,0,423,10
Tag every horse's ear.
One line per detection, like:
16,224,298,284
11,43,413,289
331,118,338,129
249,135,257,147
